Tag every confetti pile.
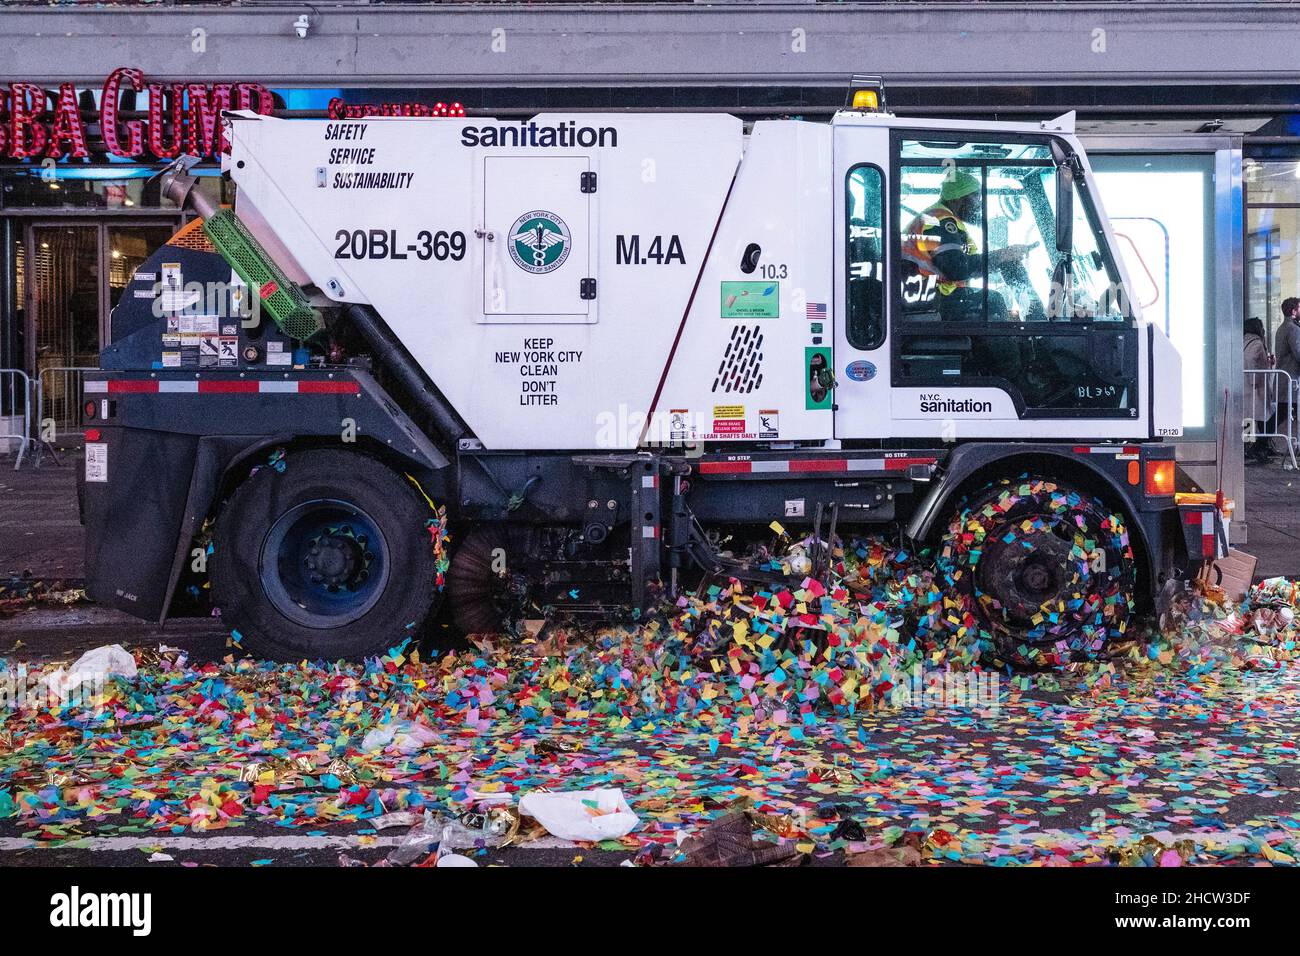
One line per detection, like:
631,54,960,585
0,576,86,616
2,534,1299,866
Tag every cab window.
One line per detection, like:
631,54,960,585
846,164,885,350
892,133,1136,417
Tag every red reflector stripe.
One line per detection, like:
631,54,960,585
108,380,159,393
298,381,361,394
198,380,259,393
884,456,936,471
789,458,847,473
699,460,751,474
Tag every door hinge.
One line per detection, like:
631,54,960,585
580,278,597,300
580,171,597,194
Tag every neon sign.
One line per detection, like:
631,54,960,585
0,67,275,161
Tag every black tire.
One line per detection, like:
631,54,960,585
211,448,443,662
938,475,1136,668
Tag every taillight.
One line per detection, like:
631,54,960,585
1144,459,1175,496
84,429,101,442
83,400,97,420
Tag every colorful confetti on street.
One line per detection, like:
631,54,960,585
3,537,1299,867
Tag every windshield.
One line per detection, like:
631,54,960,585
897,138,1128,324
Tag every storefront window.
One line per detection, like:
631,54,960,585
1,165,224,384
1244,159,1300,348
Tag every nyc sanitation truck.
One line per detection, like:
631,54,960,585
79,84,1221,662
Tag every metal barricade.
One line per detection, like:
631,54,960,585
37,365,98,437
0,368,34,470
28,366,99,467
1244,368,1298,470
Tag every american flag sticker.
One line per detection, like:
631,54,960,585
806,302,827,320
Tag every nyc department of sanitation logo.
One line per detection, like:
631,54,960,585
508,210,571,274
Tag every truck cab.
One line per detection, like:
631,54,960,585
833,106,1183,443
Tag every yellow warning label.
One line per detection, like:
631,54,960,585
712,404,745,419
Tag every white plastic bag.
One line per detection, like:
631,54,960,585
43,644,138,699
518,788,639,842
360,721,438,754
71,644,137,681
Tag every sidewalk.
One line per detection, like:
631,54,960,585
0,440,83,581
1243,457,1300,579
4,441,1300,586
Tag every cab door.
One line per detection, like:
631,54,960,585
886,132,1140,436
833,124,893,438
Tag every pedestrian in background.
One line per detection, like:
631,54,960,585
1273,297,1300,455
1245,317,1276,463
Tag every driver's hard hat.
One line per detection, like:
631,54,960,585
940,171,980,203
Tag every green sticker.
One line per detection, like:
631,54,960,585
805,346,833,410
721,281,779,318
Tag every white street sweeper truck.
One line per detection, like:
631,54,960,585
79,81,1223,663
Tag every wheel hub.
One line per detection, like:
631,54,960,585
260,501,388,629
975,520,1076,625
304,528,369,589
1017,557,1057,600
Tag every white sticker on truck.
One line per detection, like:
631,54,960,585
85,442,108,483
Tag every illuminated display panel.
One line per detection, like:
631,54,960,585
1091,155,1216,435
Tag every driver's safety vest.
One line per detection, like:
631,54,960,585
901,204,978,297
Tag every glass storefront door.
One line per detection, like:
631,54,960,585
29,224,99,376
22,219,177,428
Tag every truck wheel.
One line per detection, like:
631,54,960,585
211,448,443,662
939,476,1136,667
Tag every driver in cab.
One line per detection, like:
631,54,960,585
901,171,1033,322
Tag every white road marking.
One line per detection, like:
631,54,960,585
0,833,581,852
0,826,1285,855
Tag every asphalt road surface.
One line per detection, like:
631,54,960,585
3,603,1299,869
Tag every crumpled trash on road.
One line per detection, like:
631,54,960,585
360,720,439,754
387,812,444,865
70,644,137,680
518,788,638,842
679,810,802,867
41,644,137,700
385,805,521,865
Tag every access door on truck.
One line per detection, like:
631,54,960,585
481,156,596,324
